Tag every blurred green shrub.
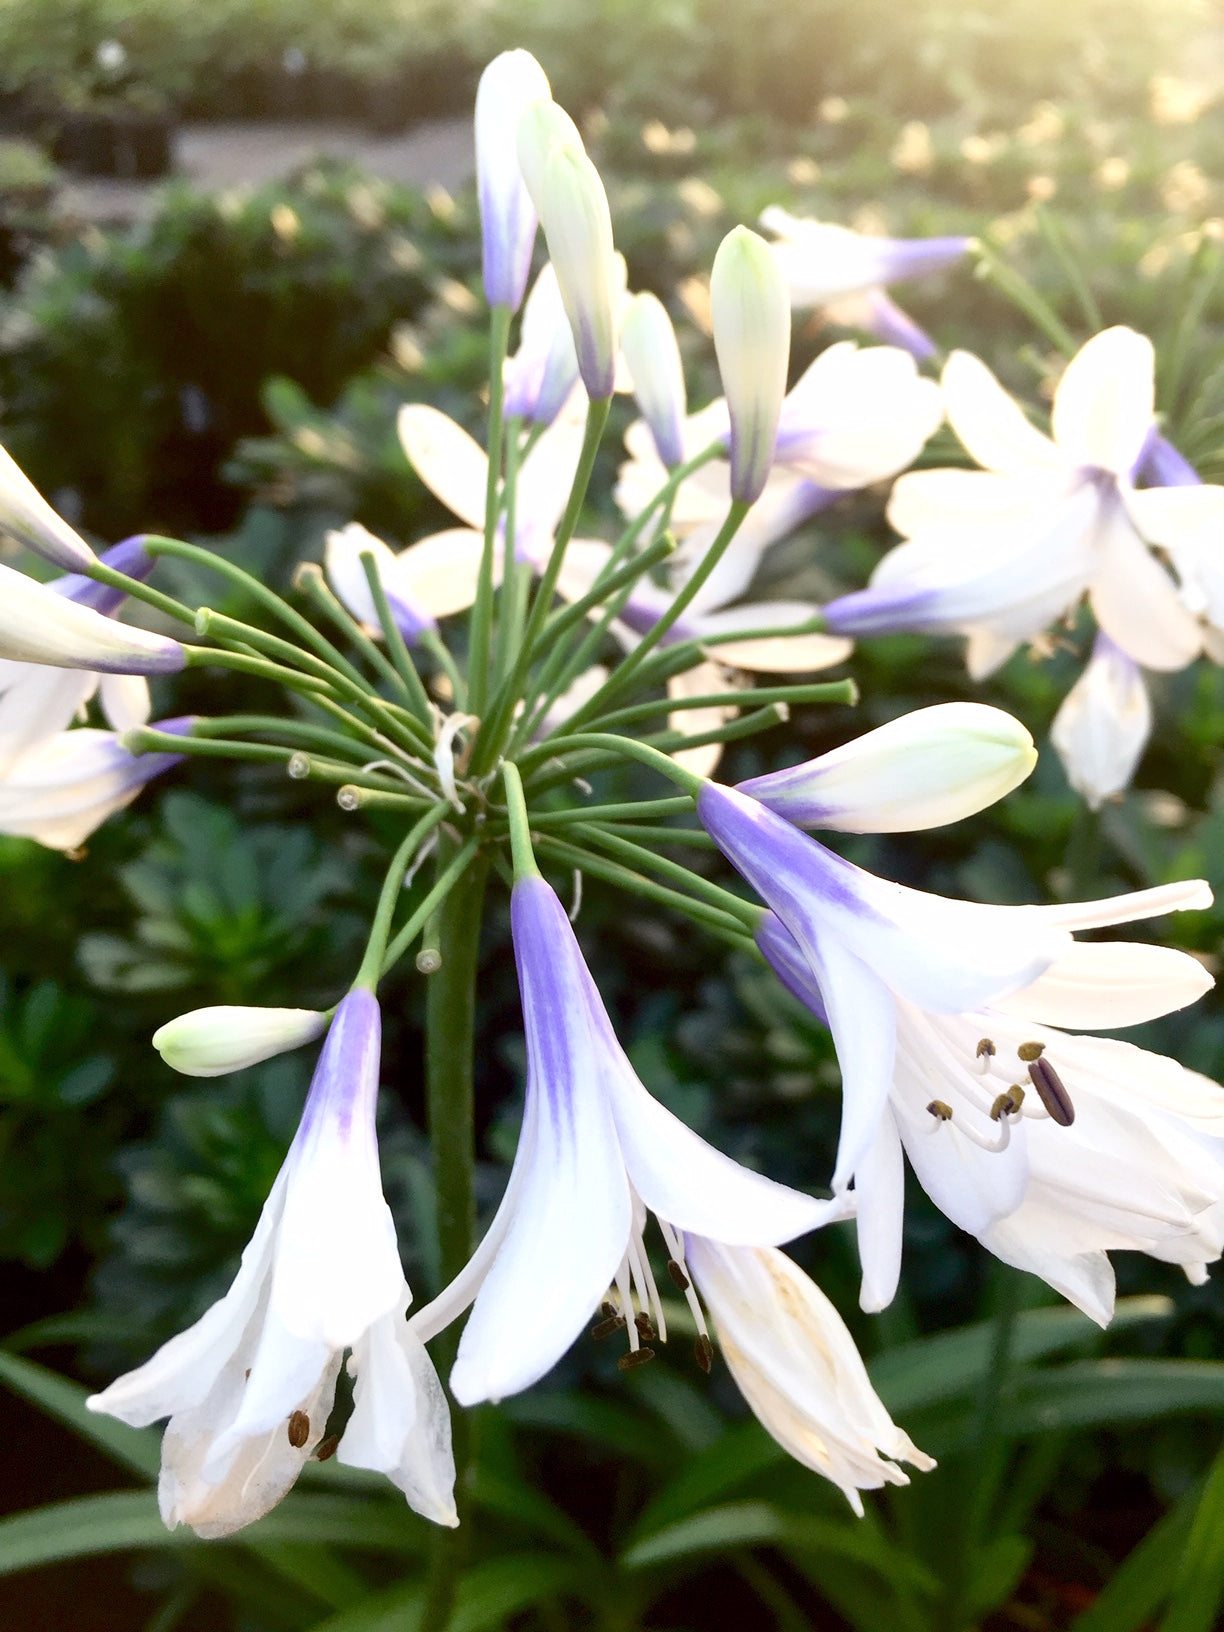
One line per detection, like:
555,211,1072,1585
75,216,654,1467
0,161,476,537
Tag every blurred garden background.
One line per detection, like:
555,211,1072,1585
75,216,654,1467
5,1,1224,1629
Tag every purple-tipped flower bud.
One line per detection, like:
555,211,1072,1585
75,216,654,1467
621,292,687,467
475,50,551,311
0,561,185,674
710,226,791,503
518,99,618,401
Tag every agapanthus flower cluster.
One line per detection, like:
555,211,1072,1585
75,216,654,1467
0,47,1214,1548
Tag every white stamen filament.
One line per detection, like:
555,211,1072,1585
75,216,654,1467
433,712,479,811
613,1258,638,1351
658,1217,710,1340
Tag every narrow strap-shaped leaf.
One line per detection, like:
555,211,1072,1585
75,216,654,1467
1160,1435,1224,1632
303,1552,580,1632
1067,1482,1200,1632
0,1348,160,1480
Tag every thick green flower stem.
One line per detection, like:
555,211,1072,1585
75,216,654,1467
353,805,451,988
420,843,490,1631
468,302,513,721
471,396,612,777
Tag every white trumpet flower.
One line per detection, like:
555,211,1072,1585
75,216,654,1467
88,992,456,1536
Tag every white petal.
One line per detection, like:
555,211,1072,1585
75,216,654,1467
339,1289,458,1526
854,1112,906,1312
98,672,151,732
272,997,404,1350
993,940,1213,1030
87,1171,290,1427
887,468,1042,537
397,405,489,530
394,529,492,619
965,629,1021,680
1052,328,1154,476
775,344,943,488
1125,481,1224,545
687,1238,932,1505
200,1300,333,1482
1089,498,1202,670
161,1350,340,1538
449,880,634,1404
1050,639,1151,809
325,522,400,628
984,1212,1116,1326
0,727,178,849
0,663,95,775
1037,878,1212,931
0,562,183,674
942,351,1065,477
667,662,737,779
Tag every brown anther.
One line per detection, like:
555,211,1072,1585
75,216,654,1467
634,1313,656,1341
1017,1041,1045,1063
693,1334,714,1374
976,1038,996,1059
618,1345,656,1371
667,1259,691,1292
599,1301,617,1319
927,1099,953,1121
244,1369,251,1381
314,1434,340,1462
1029,1057,1075,1125
591,1314,627,1341
287,1410,310,1449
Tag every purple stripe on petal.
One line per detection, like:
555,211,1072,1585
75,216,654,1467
821,583,945,636
874,235,971,285
858,290,937,361
296,988,381,1145
511,876,589,1136
385,588,437,646
697,782,883,921
755,911,829,1025
90,637,187,677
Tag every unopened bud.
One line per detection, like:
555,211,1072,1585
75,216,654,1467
518,99,618,400
738,702,1037,832
620,291,687,466
475,50,551,310
153,1005,329,1077
710,226,790,503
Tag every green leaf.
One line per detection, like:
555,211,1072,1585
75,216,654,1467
0,1491,195,1575
501,1389,673,1467
913,1359,1224,1457
964,1533,1034,1620
1160,1434,1224,1632
304,1552,579,1632
869,1297,1172,1417
470,1465,603,1563
622,1500,785,1568
626,1421,783,1544
0,1348,160,1480
623,1500,937,1599
1068,1483,1200,1632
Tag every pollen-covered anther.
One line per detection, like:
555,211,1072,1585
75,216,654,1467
634,1313,657,1341
1017,1040,1046,1062
989,1092,1013,1122
286,1410,310,1448
617,1346,656,1371
927,1099,954,1122
1028,1056,1075,1125
590,1312,627,1341
667,1258,691,1292
314,1434,340,1462
975,1037,996,1059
